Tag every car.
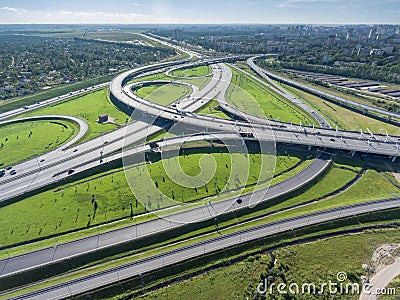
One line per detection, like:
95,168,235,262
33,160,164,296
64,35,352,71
40,159,45,163
10,170,17,175
0,169,5,177
73,149,78,153
330,138,336,142
6,166,12,171
236,198,243,204
68,169,75,175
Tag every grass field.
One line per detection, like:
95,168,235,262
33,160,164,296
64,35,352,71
269,229,400,298
195,99,231,119
19,88,129,143
137,229,400,300
1,153,398,264
129,72,210,90
0,73,120,114
135,83,192,106
0,120,78,167
0,149,300,246
259,168,400,227
2,146,398,249
171,65,212,78
227,67,314,125
281,83,400,135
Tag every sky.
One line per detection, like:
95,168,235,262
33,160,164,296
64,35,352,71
0,0,399,24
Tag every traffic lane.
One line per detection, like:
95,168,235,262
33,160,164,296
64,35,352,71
15,198,400,300
0,157,330,277
0,66,226,201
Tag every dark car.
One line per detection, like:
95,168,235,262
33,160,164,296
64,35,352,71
10,170,17,175
68,169,75,175
236,198,243,204
6,166,12,171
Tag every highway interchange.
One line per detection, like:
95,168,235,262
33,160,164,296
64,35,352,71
0,34,399,299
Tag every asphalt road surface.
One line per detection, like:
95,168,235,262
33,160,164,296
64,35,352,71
10,198,400,300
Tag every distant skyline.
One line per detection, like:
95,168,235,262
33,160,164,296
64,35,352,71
0,0,399,25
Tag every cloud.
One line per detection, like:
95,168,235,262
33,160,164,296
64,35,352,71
287,0,343,2
58,10,147,18
274,0,355,8
0,6,27,14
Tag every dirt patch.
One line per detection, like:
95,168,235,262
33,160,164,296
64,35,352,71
370,244,400,273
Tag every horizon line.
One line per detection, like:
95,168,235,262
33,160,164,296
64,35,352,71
0,22,400,26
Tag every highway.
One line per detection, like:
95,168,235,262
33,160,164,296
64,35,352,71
0,149,331,279
0,58,234,203
1,47,400,299
9,198,400,300
0,83,110,121
2,55,399,204
247,56,400,121
218,63,331,129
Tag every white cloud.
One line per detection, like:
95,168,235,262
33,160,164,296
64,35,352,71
0,6,27,14
275,0,353,8
58,10,148,18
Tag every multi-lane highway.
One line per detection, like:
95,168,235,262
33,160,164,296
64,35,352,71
1,37,400,299
0,58,233,204
8,198,400,300
247,56,400,121
2,54,399,204
0,83,110,121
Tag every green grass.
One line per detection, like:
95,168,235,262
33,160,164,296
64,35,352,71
135,229,400,300
138,256,271,300
4,212,399,300
134,83,192,106
256,169,400,227
269,230,400,298
0,73,121,114
281,83,400,135
0,149,296,247
18,88,129,143
171,65,212,78
227,67,314,125
195,99,231,120
1,153,397,268
130,71,210,90
0,120,78,167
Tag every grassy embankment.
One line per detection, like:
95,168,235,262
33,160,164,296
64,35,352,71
134,83,192,106
170,65,212,78
19,88,128,143
137,229,400,300
0,120,78,167
227,67,315,125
